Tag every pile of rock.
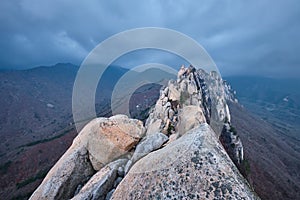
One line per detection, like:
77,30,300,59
145,64,231,139
30,66,255,200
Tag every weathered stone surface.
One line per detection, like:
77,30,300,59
131,132,168,163
30,115,144,200
112,124,259,200
30,147,94,200
71,159,127,200
168,81,180,101
31,66,253,200
145,118,163,135
196,69,231,135
81,115,145,170
177,105,206,136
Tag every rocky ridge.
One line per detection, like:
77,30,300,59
30,65,258,199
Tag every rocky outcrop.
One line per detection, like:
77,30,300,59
112,124,259,200
124,132,168,173
31,66,256,199
223,80,238,103
30,146,95,200
30,115,144,200
220,122,244,165
145,65,231,139
177,105,206,136
131,132,168,163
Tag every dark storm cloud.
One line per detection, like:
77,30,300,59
0,0,299,77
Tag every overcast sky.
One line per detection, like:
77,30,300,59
0,0,300,77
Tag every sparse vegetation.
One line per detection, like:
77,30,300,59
240,159,251,178
34,112,41,121
0,160,12,173
16,168,49,189
11,192,32,200
224,116,229,123
229,126,237,135
167,124,175,135
18,129,72,148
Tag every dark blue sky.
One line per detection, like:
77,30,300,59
0,0,300,77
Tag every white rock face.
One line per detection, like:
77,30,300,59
145,65,232,139
112,124,259,200
31,66,251,200
30,146,94,200
30,115,145,200
177,105,206,136
131,132,169,163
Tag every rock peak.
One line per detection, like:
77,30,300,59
30,66,258,200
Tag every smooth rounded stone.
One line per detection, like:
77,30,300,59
146,119,163,135
29,115,144,200
71,159,127,200
131,132,169,164
124,160,132,175
117,167,124,177
86,115,145,170
111,124,260,200
165,133,178,145
29,147,95,200
177,105,206,136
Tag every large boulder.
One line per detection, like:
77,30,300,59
131,132,168,163
86,115,145,170
30,146,94,200
112,124,259,200
30,115,145,200
177,105,206,135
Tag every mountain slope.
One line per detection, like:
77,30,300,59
0,64,129,199
229,102,300,200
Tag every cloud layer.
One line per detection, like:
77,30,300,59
0,0,300,77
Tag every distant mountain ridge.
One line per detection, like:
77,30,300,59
225,76,300,140
0,63,129,199
0,64,299,199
